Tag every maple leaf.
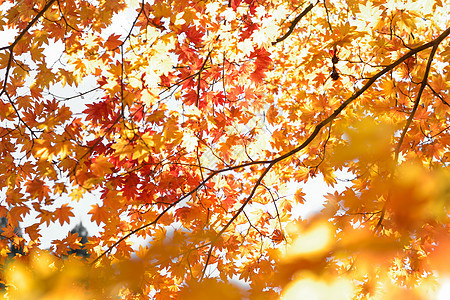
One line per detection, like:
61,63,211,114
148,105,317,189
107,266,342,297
272,229,284,243
26,179,51,202
53,232,82,256
25,223,41,241
91,156,114,177
294,189,306,204
355,1,383,30
83,99,114,125
104,34,122,50
9,205,30,223
89,204,108,226
54,204,75,226
1,226,16,239
37,209,54,226
121,172,140,200
184,25,203,46
250,48,272,84
69,187,85,202
0,205,8,218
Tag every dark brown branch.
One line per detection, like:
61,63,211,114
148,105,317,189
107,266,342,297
311,121,333,175
5,92,38,139
195,49,213,107
10,0,58,50
93,25,450,268
1,0,57,95
275,26,450,166
200,162,274,280
376,32,445,231
50,86,101,102
273,1,318,45
261,183,284,236
120,45,125,120
427,83,450,107
56,0,82,33
322,0,333,33
201,26,450,279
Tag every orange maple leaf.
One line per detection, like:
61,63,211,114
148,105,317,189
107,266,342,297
89,204,108,226
54,204,75,226
294,189,306,204
37,209,54,226
104,34,122,50
25,223,41,241
26,179,51,202
91,156,114,177
9,205,31,223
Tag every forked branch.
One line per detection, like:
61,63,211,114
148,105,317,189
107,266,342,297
94,26,450,273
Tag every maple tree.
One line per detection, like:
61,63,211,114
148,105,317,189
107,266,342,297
0,0,450,298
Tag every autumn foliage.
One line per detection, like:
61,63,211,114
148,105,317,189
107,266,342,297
0,0,450,298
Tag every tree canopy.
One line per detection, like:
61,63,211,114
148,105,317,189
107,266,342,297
0,0,449,298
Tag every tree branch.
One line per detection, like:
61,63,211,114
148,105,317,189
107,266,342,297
273,1,318,45
93,25,450,269
376,30,446,231
1,0,57,95
201,25,450,279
